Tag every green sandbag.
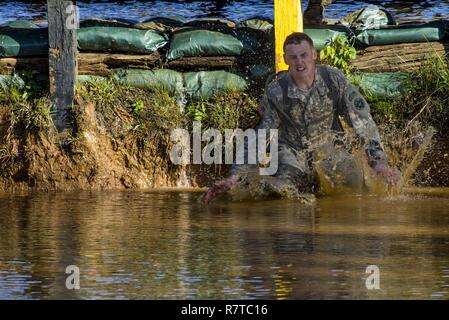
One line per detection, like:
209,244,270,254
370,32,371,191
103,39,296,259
0,74,25,89
340,6,395,30
167,29,244,60
141,16,187,27
134,16,187,32
112,69,183,94
184,71,247,99
80,18,135,28
349,72,409,98
77,27,168,54
1,20,39,29
356,22,448,46
184,18,236,33
237,18,273,32
134,21,173,32
0,28,48,57
304,26,353,50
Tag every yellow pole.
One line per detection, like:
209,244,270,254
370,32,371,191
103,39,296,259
274,0,303,72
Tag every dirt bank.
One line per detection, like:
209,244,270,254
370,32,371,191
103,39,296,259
0,86,232,192
0,82,447,192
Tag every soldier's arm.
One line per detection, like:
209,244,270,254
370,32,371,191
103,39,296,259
334,72,400,185
229,94,281,175
337,75,387,167
202,94,281,204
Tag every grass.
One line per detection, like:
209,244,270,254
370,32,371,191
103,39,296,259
77,78,260,135
187,90,259,133
362,55,449,130
0,82,53,178
74,79,260,169
77,79,185,141
0,85,53,131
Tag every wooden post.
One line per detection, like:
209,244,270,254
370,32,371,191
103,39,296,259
48,0,78,132
274,0,303,72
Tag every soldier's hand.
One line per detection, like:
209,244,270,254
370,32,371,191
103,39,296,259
373,162,401,186
202,175,241,205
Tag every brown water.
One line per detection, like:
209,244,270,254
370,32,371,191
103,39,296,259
1,189,449,300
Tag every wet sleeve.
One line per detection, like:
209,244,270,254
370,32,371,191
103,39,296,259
338,77,388,167
230,94,281,175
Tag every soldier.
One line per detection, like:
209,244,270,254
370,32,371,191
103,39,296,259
303,0,332,26
202,32,400,204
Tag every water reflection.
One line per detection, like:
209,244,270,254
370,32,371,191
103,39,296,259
1,191,449,299
0,0,448,23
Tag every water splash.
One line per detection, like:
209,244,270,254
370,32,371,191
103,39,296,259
228,170,316,204
399,126,436,188
226,122,436,200
176,165,191,188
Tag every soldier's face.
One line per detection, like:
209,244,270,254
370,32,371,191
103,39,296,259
283,41,317,79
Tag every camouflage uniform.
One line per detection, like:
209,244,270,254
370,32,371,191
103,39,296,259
303,0,332,26
230,64,387,196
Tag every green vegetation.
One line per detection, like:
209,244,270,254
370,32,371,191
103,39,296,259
187,91,259,133
361,55,449,130
0,81,52,132
76,79,185,148
320,35,357,75
2,51,448,137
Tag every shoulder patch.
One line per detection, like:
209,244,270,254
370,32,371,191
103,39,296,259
266,79,284,101
354,97,367,110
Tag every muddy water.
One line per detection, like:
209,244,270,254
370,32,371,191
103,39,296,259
1,190,449,300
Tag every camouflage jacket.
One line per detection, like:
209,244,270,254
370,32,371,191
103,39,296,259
231,64,387,175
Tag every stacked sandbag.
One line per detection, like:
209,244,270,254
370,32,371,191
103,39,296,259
237,18,274,32
1,12,448,101
167,29,245,60
112,68,184,95
109,68,248,100
338,6,448,99
184,70,247,99
340,5,396,30
0,27,48,57
304,25,354,50
355,21,448,46
77,26,168,54
80,18,136,28
235,18,274,57
349,72,409,98
166,17,262,60
134,16,188,32
0,20,40,29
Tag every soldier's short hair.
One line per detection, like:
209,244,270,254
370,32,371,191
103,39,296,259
283,32,314,51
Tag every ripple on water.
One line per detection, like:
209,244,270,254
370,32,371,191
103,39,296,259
1,1,449,23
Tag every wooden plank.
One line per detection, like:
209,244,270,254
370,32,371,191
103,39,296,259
167,56,238,70
274,0,303,72
78,52,161,76
0,53,231,76
48,0,78,132
0,57,49,75
351,41,449,72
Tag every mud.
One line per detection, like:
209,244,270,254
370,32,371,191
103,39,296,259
0,95,228,192
0,97,447,192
